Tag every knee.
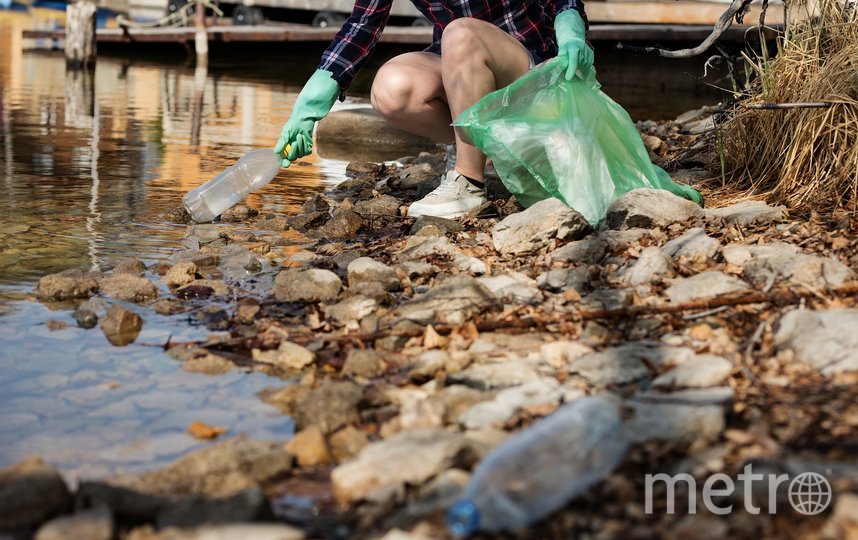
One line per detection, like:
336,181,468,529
371,64,415,119
441,18,486,64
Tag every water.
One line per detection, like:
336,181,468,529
0,10,726,482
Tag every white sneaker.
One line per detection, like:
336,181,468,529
407,171,487,219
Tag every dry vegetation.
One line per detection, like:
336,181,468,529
717,0,858,211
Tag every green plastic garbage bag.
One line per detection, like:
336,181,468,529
453,57,703,226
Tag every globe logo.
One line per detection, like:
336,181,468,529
788,472,833,516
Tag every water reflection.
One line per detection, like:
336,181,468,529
0,13,348,480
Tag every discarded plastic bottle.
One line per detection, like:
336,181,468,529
447,396,628,536
183,149,282,222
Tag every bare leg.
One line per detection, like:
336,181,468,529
370,52,454,144
371,21,532,181
440,18,532,181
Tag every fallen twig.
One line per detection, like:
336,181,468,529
746,102,834,109
616,0,754,58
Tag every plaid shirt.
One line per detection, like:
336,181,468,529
319,0,587,95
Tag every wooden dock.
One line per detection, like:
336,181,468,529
23,21,771,46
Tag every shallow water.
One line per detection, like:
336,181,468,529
0,10,726,481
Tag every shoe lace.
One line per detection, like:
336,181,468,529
431,174,462,197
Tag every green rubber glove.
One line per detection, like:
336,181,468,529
273,69,340,168
555,9,594,81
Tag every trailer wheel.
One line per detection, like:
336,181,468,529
233,5,264,26
312,11,346,28
411,17,431,27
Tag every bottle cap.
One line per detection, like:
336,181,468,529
447,500,480,536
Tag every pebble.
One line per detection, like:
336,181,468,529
604,188,704,229
285,425,334,468
492,198,590,255
548,237,608,264
273,268,342,303
478,272,543,305
330,428,476,504
536,267,590,292
448,360,540,390
113,259,147,276
774,308,858,375
325,295,378,326
262,380,363,434
622,246,674,285
348,257,401,291
651,354,733,389
329,426,370,462
661,227,720,261
459,378,562,429
665,271,749,304
342,348,386,378
394,276,495,326
252,341,316,370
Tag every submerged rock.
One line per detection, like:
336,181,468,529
36,269,99,301
273,268,342,303
100,305,143,346
73,297,109,329
164,262,199,288
492,198,590,255
604,189,703,230
113,259,147,276
0,457,71,532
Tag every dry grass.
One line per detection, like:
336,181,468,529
717,1,858,211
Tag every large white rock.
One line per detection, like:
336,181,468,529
492,198,590,255
774,309,858,375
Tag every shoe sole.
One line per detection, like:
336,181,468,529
407,196,487,219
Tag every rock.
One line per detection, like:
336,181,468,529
354,195,402,217
97,274,158,303
252,341,316,370
539,341,594,369
452,255,487,276
348,257,401,291
774,309,858,375
600,228,666,250
410,216,462,236
398,235,459,261
262,380,363,434
73,297,108,329
139,523,305,540
570,348,651,385
394,276,495,326
330,428,476,503
661,228,720,261
642,134,666,155
675,105,718,127
397,261,434,279
0,457,71,532
342,349,386,378
459,378,562,429
113,259,147,276
706,200,787,225
286,211,328,232
302,194,331,214
448,360,539,390
152,298,190,316
665,271,749,304
156,488,271,528
821,492,858,540
219,204,259,222
721,242,798,267
622,246,674,285
478,273,542,305
743,251,855,290
168,346,235,375
177,279,231,298
329,426,370,462
164,262,199,288
536,267,590,292
633,387,734,406
624,401,725,443
604,189,704,230
106,436,293,498
273,268,342,303
36,269,98,300
492,198,590,255
286,426,334,468
549,237,608,264
100,305,143,346
34,506,112,540
170,250,220,268
316,210,363,240
398,163,440,187
325,295,378,325
651,354,733,389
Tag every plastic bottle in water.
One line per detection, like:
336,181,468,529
447,396,628,536
183,149,282,222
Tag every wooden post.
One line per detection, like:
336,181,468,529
64,68,95,129
194,1,208,66
65,1,97,70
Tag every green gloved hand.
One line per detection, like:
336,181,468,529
274,69,340,168
555,9,594,81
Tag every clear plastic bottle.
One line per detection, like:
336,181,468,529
447,396,628,536
183,149,281,222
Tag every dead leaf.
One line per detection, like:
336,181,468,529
187,421,227,440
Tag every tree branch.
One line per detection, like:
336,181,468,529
615,0,756,58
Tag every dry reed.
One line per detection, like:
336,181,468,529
718,0,858,211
